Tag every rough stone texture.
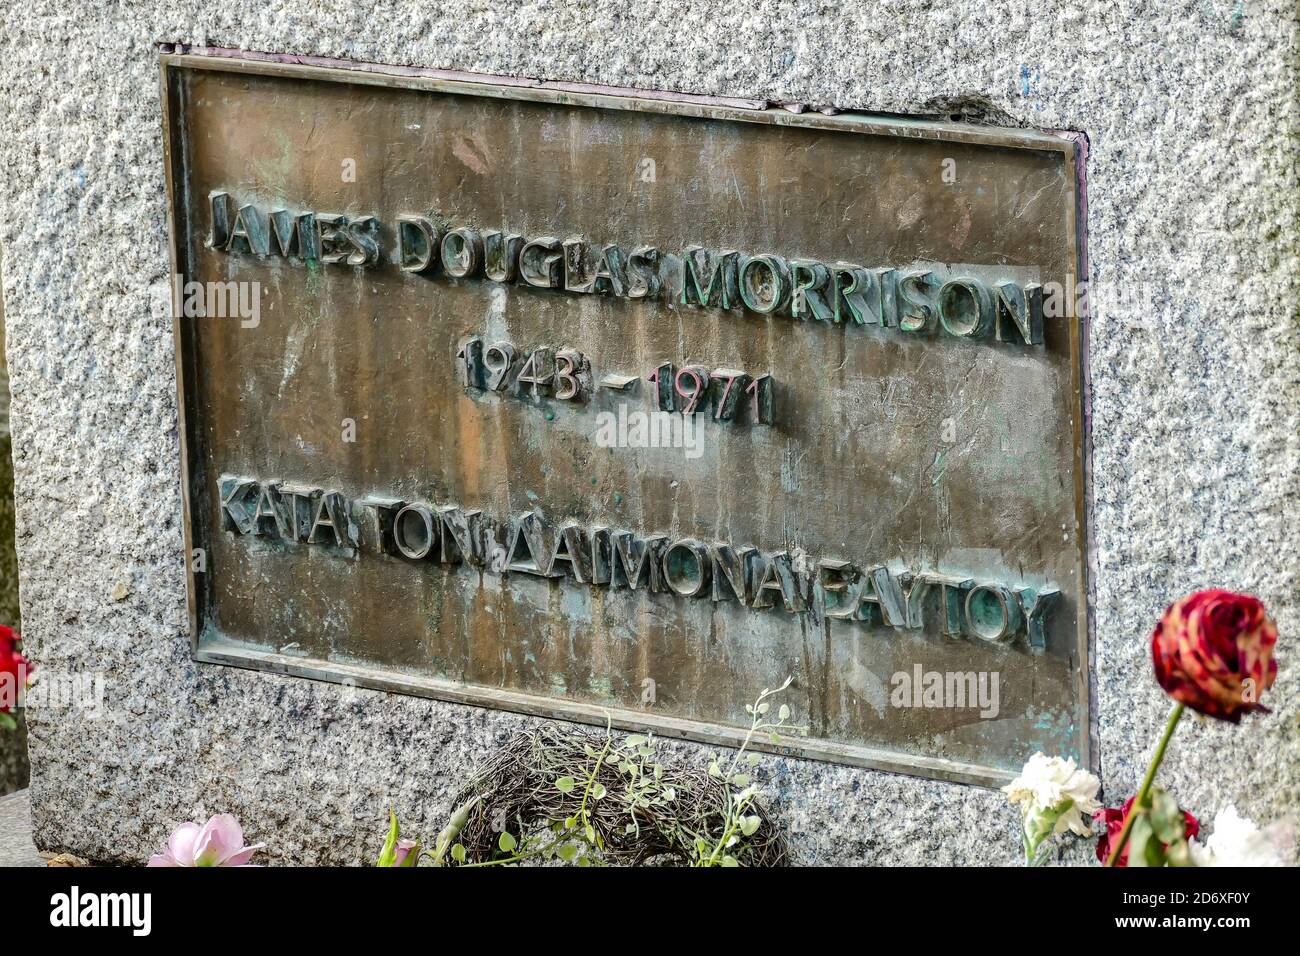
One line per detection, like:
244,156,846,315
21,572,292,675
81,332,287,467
0,790,44,866
0,2,1295,864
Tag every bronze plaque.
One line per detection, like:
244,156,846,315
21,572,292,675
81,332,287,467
162,52,1090,786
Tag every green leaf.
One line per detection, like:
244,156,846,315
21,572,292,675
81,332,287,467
451,843,466,864
591,783,607,800
1149,789,1187,844
564,816,578,830
746,753,761,767
721,855,740,867
756,702,770,715
0,712,16,731
555,776,577,794
778,704,790,721
1127,813,1159,868
585,823,596,843
558,843,579,862
740,815,761,836
625,735,647,747
375,810,400,867
731,773,751,787
498,831,518,853
1166,838,1194,867
768,732,781,745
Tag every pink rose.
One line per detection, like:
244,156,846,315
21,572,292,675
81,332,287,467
147,813,265,867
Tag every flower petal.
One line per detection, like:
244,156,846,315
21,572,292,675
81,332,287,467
166,822,202,866
219,843,266,867
195,813,246,866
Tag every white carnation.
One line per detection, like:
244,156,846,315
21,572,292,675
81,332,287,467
1191,806,1289,867
1003,752,1102,837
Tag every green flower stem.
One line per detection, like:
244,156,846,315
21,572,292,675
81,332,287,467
706,790,758,867
702,703,769,867
1105,702,1184,867
579,734,613,825
458,852,526,868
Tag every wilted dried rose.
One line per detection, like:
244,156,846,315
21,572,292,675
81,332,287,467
1151,589,1277,721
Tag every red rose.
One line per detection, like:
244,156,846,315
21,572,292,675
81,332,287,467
1094,797,1199,867
1151,589,1278,721
0,624,30,714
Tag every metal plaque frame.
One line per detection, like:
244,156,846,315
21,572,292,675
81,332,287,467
160,48,1092,788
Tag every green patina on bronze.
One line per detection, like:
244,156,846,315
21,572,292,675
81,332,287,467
161,53,1091,787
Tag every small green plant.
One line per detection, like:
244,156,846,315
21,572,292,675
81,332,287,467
694,679,799,867
387,679,802,867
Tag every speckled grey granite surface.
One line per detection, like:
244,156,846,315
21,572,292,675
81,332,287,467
0,2,1295,865
0,790,44,866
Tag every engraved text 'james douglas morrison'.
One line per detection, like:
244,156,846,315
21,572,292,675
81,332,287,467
206,192,1049,347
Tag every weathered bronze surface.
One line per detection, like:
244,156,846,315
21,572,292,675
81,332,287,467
162,52,1090,786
